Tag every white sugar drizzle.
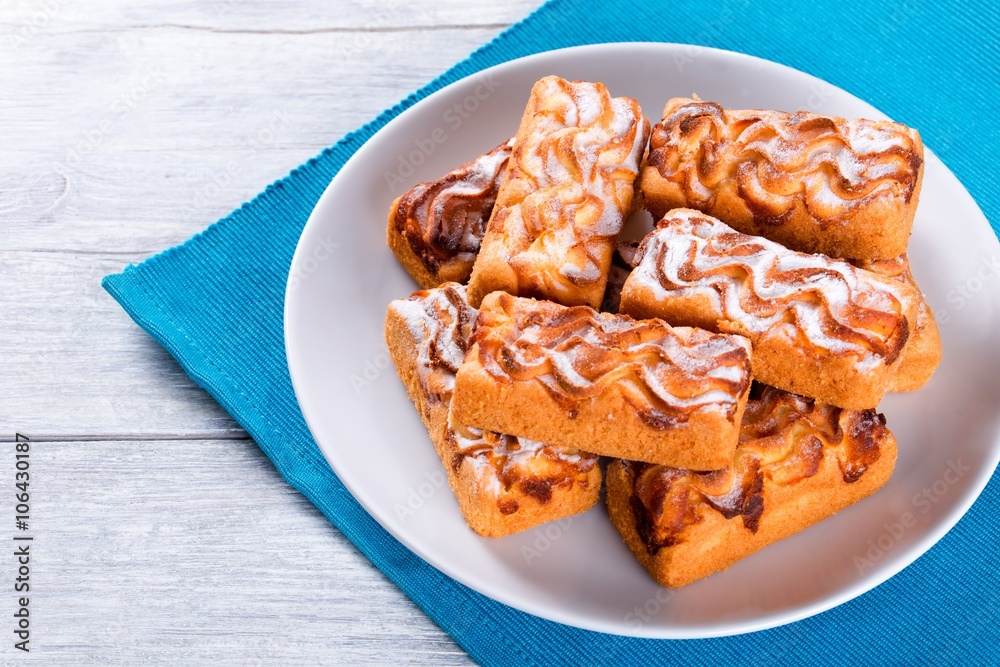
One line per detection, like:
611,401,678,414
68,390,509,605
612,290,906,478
499,306,750,416
413,139,513,262
846,120,912,154
508,77,646,288
430,143,511,199
572,83,602,127
630,210,910,368
664,100,919,219
389,284,593,498
389,284,472,397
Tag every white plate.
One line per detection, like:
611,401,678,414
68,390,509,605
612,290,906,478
285,43,1000,638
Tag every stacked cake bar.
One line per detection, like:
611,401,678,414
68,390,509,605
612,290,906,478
381,77,940,587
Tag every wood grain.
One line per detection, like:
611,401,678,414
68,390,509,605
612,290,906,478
2,27,511,253
0,0,542,32
1,0,546,661
0,250,242,437
7,437,472,664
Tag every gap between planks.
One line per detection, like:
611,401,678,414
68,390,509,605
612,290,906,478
0,432,252,443
13,22,515,36
0,248,164,256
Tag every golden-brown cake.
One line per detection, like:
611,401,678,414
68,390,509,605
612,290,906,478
385,283,601,537
450,291,753,470
466,76,650,308
641,97,924,260
606,384,898,588
851,255,941,392
619,209,922,410
387,138,514,289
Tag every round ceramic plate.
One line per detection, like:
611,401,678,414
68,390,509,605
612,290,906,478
285,43,1000,638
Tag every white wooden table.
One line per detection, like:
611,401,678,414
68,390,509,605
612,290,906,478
1,1,545,662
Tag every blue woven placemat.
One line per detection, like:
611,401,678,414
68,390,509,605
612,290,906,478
104,0,1000,663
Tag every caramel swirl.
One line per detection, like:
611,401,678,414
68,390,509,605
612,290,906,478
394,138,513,274
446,426,597,506
648,98,922,225
484,76,649,305
626,384,888,553
630,209,913,368
390,283,475,403
388,283,597,502
851,254,913,284
851,253,931,333
472,292,752,426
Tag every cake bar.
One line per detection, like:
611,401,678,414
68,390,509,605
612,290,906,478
385,283,601,537
387,138,514,289
606,384,898,588
466,76,650,308
641,97,924,259
450,291,753,470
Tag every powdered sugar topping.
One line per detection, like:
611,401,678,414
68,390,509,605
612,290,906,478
649,99,922,225
489,76,649,304
629,210,913,368
475,294,753,423
390,284,597,498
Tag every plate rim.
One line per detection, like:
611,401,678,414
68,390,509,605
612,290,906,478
285,41,1000,639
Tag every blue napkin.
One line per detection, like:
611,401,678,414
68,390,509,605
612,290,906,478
104,0,1000,663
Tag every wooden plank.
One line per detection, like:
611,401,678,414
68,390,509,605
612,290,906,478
0,0,542,32
0,28,516,252
8,436,472,663
0,250,245,437
2,25,519,253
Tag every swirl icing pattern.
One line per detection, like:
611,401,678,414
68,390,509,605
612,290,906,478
851,254,914,285
626,384,888,553
446,425,597,510
471,292,752,426
850,254,930,336
647,98,923,225
391,283,476,403
389,284,597,501
393,138,513,276
628,209,914,368
471,76,650,307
